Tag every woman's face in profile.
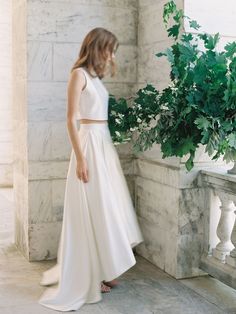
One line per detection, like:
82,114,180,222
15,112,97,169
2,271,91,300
104,46,117,75
105,48,116,63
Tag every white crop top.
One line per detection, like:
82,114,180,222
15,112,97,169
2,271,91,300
76,67,109,120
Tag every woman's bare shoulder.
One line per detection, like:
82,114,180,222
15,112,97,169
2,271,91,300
70,67,85,78
69,68,87,90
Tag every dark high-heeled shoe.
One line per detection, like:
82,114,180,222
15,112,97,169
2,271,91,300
102,279,119,288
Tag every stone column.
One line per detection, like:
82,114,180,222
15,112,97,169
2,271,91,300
0,0,13,186
12,0,29,258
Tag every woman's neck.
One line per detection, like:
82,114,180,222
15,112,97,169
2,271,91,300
83,66,98,79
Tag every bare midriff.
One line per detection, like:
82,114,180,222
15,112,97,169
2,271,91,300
79,119,108,124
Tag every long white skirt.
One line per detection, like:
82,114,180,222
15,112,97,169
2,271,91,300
38,122,144,312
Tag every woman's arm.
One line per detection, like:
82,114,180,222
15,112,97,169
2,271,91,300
66,68,86,162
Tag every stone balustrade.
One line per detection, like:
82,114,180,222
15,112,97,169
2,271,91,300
199,168,236,289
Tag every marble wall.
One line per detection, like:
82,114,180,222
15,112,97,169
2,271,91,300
0,0,13,186
13,0,138,261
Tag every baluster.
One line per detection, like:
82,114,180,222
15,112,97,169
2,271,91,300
212,191,235,261
226,207,236,267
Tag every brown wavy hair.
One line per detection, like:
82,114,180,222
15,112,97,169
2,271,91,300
71,27,119,79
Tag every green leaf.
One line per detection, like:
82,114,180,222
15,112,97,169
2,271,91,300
205,132,220,156
222,122,233,132
167,24,180,40
194,116,211,130
224,42,236,58
166,48,175,63
199,33,220,50
181,33,193,42
189,20,201,30
178,43,196,62
175,137,195,157
223,147,236,163
163,0,177,25
156,52,167,58
185,152,195,171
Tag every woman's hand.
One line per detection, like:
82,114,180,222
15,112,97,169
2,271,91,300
76,156,89,183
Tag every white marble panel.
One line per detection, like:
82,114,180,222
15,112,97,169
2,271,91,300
53,43,137,83
29,221,62,261
176,233,206,278
28,180,52,224
111,45,137,83
27,82,67,122
28,160,69,181
15,215,29,259
28,41,53,81
118,156,134,176
178,188,205,236
134,158,180,188
105,82,135,97
28,122,71,161
138,1,171,46
135,143,181,166
27,121,51,161
164,230,178,276
135,176,179,230
116,142,133,158
125,175,135,202
135,216,167,271
52,179,66,222
29,0,137,8
28,1,137,44
139,0,183,8
53,42,80,82
138,41,171,87
51,121,71,160
139,0,162,8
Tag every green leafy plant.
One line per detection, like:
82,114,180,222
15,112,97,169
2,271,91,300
108,0,236,171
108,84,159,148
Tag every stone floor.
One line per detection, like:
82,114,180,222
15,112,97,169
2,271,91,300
1,188,236,314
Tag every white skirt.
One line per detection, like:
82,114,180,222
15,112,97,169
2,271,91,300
38,122,144,312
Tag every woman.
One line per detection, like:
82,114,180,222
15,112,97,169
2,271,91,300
38,27,144,312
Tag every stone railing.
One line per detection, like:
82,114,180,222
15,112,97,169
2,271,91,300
199,168,236,289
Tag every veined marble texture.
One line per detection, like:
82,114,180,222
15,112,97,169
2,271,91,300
11,0,236,283
13,0,139,260
52,43,137,82
27,1,137,44
134,157,207,279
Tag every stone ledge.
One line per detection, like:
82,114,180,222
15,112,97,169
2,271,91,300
200,254,236,290
200,167,236,194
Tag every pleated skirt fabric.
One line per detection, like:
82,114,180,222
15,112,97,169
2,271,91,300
38,122,144,312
